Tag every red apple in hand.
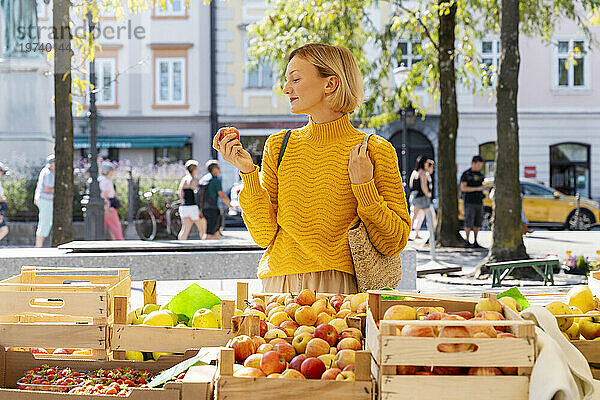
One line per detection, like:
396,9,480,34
300,357,326,379
314,324,339,347
217,126,240,143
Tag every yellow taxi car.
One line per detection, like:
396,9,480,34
458,178,600,230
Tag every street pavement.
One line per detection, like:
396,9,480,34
125,229,600,310
1,228,598,308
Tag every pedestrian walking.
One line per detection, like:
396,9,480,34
99,161,124,240
460,155,486,248
177,160,206,240
34,155,55,247
213,43,411,293
0,163,9,243
409,156,436,239
198,160,233,240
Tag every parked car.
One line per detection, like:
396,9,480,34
225,181,245,227
459,178,600,231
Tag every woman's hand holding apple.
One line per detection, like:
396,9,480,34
213,127,256,174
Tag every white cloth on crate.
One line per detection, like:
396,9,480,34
520,306,597,400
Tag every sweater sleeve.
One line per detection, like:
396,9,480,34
351,136,411,257
238,132,284,248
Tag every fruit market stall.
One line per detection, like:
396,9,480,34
0,267,131,359
366,290,536,400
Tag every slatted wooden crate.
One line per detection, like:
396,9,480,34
110,282,259,357
214,348,373,400
367,290,536,400
0,345,212,400
0,267,131,359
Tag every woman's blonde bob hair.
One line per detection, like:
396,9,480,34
288,44,364,114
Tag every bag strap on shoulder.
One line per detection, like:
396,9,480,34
277,129,293,169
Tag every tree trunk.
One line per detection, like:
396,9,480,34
481,0,529,274
435,0,463,247
52,0,73,247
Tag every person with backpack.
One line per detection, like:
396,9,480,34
177,160,206,240
212,43,411,293
198,160,233,240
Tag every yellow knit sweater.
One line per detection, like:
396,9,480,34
239,114,411,279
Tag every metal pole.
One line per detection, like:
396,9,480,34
575,192,581,230
83,10,105,241
124,169,137,239
401,109,408,189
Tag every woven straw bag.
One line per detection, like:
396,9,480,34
348,221,403,292
347,133,403,292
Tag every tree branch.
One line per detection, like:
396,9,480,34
396,3,441,53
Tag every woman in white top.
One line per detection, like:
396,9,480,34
177,160,206,240
99,161,124,240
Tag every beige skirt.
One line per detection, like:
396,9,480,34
262,270,358,294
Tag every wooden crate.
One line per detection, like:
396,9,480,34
0,267,130,359
0,345,214,400
214,348,373,400
110,282,260,357
366,291,536,400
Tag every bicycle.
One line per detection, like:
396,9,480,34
135,188,182,241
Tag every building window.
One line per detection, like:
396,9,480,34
479,142,496,179
481,39,500,86
95,58,117,106
80,148,119,162
550,142,590,198
155,57,186,105
247,60,274,89
155,0,185,17
397,41,422,68
555,39,587,88
154,144,192,164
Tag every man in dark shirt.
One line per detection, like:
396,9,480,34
460,155,485,248
200,160,233,240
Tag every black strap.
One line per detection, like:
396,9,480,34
277,129,293,169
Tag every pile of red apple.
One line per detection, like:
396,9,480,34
228,289,366,381
384,298,520,376
17,366,151,395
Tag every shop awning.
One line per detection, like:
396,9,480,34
74,135,191,149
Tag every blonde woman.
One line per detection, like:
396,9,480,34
213,43,411,293
178,160,206,240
